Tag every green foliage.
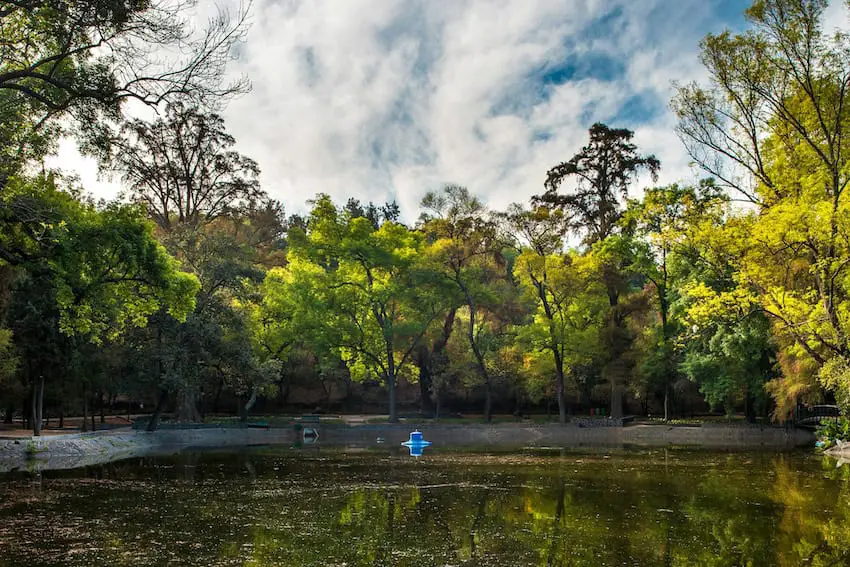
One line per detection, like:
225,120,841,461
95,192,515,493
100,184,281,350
265,195,446,421
4,0,850,428
1,175,199,342
0,0,250,167
673,0,850,417
817,418,850,449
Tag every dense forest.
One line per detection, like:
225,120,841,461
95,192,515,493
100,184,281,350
1,0,849,434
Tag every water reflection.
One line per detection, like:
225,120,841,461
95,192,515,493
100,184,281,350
0,449,848,566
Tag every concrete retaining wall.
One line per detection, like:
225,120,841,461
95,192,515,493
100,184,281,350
0,422,814,473
0,427,295,473
318,422,814,450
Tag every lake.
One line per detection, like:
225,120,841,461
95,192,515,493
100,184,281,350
0,447,848,566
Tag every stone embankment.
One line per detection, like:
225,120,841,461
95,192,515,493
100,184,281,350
0,427,295,473
319,422,814,449
0,421,814,473
825,441,850,463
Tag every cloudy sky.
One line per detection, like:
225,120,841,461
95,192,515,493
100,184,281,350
48,0,849,221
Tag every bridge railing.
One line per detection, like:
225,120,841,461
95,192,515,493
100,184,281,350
793,404,841,427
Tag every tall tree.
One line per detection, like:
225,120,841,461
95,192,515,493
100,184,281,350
109,103,274,424
534,123,660,246
534,124,660,418
419,185,512,421
113,103,262,231
672,0,850,413
284,195,442,422
503,204,606,423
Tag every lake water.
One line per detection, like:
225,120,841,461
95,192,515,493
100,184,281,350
0,447,848,566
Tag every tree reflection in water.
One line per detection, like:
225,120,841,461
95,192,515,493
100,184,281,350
0,448,848,566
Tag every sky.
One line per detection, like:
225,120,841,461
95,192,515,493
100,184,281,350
46,0,850,222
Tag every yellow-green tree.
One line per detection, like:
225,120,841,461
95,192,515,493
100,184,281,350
419,185,518,421
504,204,606,423
281,195,445,422
673,0,850,414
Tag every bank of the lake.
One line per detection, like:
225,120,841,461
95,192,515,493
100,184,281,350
826,440,850,462
0,427,297,473
0,421,815,472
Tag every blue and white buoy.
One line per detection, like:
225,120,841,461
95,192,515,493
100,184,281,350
401,430,432,457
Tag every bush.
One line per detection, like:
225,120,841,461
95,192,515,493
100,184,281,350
816,417,850,449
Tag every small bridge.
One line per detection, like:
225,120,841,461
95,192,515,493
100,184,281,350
794,404,841,428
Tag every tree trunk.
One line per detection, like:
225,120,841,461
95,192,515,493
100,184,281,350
387,375,398,423
59,406,64,429
176,388,200,422
416,344,434,415
555,367,567,425
90,409,96,432
610,383,623,419
30,386,36,435
99,392,106,424
241,387,258,423
237,394,246,422
483,382,492,422
36,377,44,432
81,387,89,432
147,389,168,432
3,404,12,424
31,376,44,436
212,377,225,415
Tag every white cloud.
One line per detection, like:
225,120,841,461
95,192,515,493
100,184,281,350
51,0,776,220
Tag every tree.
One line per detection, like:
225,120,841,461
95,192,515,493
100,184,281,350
534,124,660,418
284,195,442,422
503,204,606,423
419,185,514,421
624,181,728,419
344,198,401,229
672,0,850,414
411,307,457,416
0,174,199,434
0,327,19,422
113,103,262,231
680,308,776,419
672,0,848,207
0,0,250,179
534,123,660,246
108,102,277,425
2,175,198,339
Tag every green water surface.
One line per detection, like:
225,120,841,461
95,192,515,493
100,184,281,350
1,447,848,566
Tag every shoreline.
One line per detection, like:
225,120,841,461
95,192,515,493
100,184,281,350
0,422,815,473
825,441,850,463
